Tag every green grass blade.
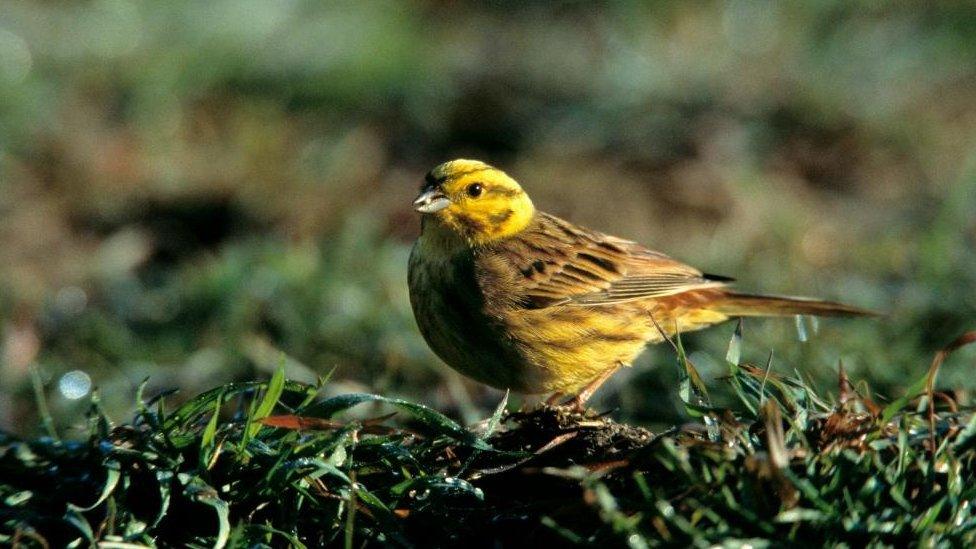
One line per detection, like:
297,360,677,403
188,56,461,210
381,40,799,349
303,393,489,449
248,359,287,438
30,365,58,441
68,459,121,512
183,476,230,549
726,320,743,373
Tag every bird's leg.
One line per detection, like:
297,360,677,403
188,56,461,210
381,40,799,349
564,363,622,412
545,392,566,406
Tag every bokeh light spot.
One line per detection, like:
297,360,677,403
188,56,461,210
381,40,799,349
58,370,92,400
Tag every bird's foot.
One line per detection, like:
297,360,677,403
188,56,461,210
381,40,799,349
561,394,588,414
540,393,585,414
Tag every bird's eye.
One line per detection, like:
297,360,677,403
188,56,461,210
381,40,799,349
466,183,483,198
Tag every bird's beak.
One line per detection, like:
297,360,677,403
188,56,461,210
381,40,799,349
413,188,451,213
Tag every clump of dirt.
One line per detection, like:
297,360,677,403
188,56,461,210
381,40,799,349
452,405,671,545
488,405,659,466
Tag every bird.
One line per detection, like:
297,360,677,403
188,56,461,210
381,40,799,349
407,159,873,405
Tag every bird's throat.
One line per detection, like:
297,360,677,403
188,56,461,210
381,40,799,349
418,218,468,263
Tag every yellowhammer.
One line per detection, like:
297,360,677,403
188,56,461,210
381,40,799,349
408,159,872,403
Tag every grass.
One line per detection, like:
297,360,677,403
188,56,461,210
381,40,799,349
2,4,975,546
3,1,976,434
3,329,975,547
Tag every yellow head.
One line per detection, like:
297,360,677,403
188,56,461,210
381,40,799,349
413,159,535,246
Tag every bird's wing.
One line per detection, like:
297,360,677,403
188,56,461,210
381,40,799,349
499,213,731,309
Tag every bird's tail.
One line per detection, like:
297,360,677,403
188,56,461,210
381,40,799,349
709,292,877,318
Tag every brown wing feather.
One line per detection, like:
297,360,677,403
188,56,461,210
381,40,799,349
492,213,729,308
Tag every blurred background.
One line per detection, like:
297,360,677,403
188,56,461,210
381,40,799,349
1,1,974,436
